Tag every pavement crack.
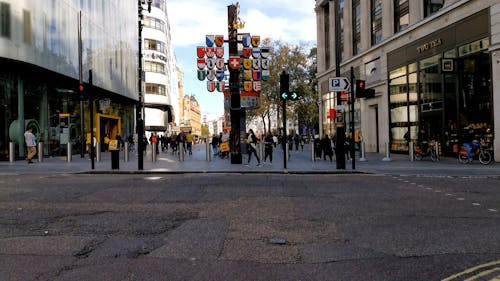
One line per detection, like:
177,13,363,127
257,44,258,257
73,237,106,259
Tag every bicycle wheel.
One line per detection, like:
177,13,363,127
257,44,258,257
479,151,492,165
458,151,469,164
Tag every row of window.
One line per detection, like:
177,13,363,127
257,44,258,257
327,0,444,61
144,38,167,54
144,60,165,74
144,16,166,33
145,83,166,96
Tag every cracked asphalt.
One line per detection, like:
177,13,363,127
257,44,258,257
0,173,499,280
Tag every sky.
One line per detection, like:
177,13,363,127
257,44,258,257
167,0,317,118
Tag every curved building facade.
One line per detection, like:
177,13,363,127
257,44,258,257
142,0,175,135
0,0,138,159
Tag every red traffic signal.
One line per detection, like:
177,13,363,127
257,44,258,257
79,84,84,92
355,79,365,98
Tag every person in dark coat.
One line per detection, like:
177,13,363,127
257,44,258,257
321,134,333,162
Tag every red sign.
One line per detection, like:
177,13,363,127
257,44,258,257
228,56,240,69
327,108,335,119
341,92,349,101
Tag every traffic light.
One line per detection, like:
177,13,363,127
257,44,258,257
280,71,289,101
355,79,365,98
78,83,85,101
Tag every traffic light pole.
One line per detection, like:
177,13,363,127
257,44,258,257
350,66,355,170
282,97,287,169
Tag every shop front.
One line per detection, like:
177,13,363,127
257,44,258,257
387,9,493,157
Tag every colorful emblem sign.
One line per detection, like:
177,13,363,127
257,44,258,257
251,36,260,47
197,69,207,81
197,58,206,70
216,58,225,70
207,81,216,92
207,69,216,81
242,47,252,58
261,59,269,70
196,46,205,58
215,47,224,58
206,47,215,58
206,35,215,47
252,70,261,81
242,35,251,47
217,81,225,92
243,81,253,92
262,70,270,81
253,81,261,91
215,35,224,47
252,59,261,70
206,58,216,70
252,48,261,58
228,56,241,69
242,59,252,70
243,70,252,81
261,47,270,58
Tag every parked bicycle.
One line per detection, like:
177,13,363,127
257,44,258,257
458,140,492,165
414,140,438,161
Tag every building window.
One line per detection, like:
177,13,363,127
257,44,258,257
424,0,444,18
144,61,165,74
371,0,382,46
144,16,165,33
323,2,330,68
144,38,166,54
22,10,32,44
145,83,166,96
0,2,11,38
352,0,361,55
394,0,409,33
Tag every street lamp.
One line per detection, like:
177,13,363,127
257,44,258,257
137,0,152,170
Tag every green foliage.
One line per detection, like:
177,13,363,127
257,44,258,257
246,39,318,134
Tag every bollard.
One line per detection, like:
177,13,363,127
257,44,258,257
96,143,101,162
359,141,367,162
9,142,15,162
258,142,263,161
409,141,414,162
311,141,315,162
206,141,211,161
434,141,440,161
382,142,392,162
179,142,185,161
67,142,72,163
124,142,129,162
38,142,43,162
285,143,289,162
152,143,156,162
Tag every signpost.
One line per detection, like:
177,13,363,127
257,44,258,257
328,77,351,92
195,2,269,164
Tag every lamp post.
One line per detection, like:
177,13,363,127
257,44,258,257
332,0,346,169
137,0,152,170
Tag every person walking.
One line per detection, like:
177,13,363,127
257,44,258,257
263,131,273,165
245,129,261,166
186,131,194,155
321,134,333,162
24,126,37,164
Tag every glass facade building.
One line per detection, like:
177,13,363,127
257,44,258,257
0,0,138,160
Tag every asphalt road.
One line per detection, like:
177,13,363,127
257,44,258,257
0,173,499,280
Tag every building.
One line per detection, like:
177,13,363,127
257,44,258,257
142,0,175,136
315,0,500,161
180,95,202,136
0,0,138,160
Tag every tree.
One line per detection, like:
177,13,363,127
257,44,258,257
201,124,210,138
246,40,317,136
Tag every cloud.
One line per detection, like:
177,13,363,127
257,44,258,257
168,0,316,47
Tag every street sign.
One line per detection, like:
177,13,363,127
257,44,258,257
328,77,351,92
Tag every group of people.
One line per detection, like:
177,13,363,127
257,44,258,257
313,133,354,162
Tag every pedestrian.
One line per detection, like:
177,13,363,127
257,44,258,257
263,131,273,165
321,134,333,162
186,130,194,155
245,129,261,166
24,126,37,164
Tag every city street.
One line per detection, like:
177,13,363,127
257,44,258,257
0,172,499,280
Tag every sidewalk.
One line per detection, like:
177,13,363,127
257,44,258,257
1,143,499,177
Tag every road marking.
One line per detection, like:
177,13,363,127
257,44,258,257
445,193,453,196
457,198,465,201
435,190,442,193
488,209,498,212
441,260,500,281
472,203,481,206
426,187,432,190
463,267,500,281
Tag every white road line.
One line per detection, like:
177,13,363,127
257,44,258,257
488,209,498,212
457,198,465,201
472,203,481,206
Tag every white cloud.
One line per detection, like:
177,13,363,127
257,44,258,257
168,0,316,47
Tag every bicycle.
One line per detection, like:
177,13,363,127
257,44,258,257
458,140,492,165
414,140,438,162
